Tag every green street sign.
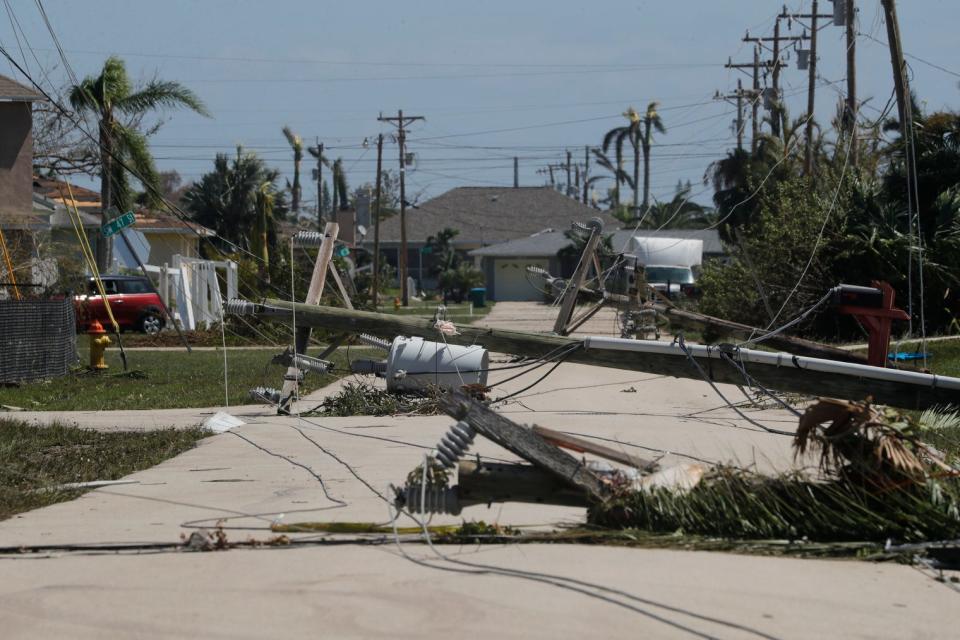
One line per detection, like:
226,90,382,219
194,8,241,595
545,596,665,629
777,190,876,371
102,211,136,238
420,245,433,254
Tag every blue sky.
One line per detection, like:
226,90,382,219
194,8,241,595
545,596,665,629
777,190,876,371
3,0,958,209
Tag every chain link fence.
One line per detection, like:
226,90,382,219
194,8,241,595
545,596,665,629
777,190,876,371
0,299,78,383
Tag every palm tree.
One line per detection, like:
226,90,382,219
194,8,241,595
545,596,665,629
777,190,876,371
639,182,713,230
622,107,644,215
588,148,627,210
330,158,349,212
281,126,303,213
252,182,275,282
601,123,632,211
182,146,287,255
69,55,208,269
306,141,331,227
639,102,666,213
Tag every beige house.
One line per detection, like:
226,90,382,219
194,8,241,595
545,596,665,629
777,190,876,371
374,186,621,290
33,177,214,268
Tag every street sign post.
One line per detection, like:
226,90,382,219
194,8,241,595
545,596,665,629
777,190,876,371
102,211,135,238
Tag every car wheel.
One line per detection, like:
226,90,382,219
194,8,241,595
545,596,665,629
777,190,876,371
140,312,164,335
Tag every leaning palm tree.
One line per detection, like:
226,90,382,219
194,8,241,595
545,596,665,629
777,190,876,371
306,141,331,227
622,107,644,215
69,55,208,269
601,123,631,211
282,126,304,213
330,158,349,212
590,148,632,218
639,101,666,212
252,181,275,283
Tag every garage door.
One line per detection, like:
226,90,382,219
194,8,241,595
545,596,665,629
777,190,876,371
493,258,549,301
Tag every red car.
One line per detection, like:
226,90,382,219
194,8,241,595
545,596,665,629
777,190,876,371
74,276,166,335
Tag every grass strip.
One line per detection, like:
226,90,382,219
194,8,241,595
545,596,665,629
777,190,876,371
0,418,205,520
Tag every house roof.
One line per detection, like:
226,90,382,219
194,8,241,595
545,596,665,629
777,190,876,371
133,208,215,237
375,186,622,245
469,227,725,258
0,74,44,102
34,176,102,211
32,176,215,237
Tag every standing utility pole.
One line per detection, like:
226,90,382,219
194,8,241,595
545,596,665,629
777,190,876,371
315,140,324,230
846,0,858,167
804,0,820,176
743,21,806,140
881,0,917,328
372,133,384,309
780,3,833,175
513,157,519,188
378,110,424,306
714,79,753,151
582,146,590,205
772,16,782,138
736,80,745,151
565,150,573,197
726,48,774,153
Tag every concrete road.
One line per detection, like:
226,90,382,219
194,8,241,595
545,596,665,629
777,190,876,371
476,300,625,337
2,358,958,637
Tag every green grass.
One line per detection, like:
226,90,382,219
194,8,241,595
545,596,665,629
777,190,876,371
923,338,960,378
0,418,205,520
851,336,960,377
376,300,495,323
0,347,364,411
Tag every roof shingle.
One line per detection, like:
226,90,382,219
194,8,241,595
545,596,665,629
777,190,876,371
0,74,44,101
469,228,725,258
375,186,622,245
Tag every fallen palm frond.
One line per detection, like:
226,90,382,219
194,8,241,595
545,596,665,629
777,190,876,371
590,466,960,543
307,382,442,417
591,402,960,543
794,398,955,487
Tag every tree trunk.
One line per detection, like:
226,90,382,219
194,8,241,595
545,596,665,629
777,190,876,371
292,151,302,212
97,117,112,272
642,122,652,212
632,130,640,218
613,145,622,209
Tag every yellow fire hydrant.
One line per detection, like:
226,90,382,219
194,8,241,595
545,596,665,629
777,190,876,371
88,319,111,370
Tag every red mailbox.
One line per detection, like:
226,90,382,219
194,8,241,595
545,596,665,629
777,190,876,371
834,281,910,368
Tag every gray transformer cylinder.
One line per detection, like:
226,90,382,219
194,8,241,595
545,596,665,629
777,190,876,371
385,336,489,392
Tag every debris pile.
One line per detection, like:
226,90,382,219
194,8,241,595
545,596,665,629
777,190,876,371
591,400,960,543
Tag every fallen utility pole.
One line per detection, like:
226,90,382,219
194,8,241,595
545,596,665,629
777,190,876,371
457,460,591,510
532,425,657,471
534,267,872,366
229,300,960,410
439,390,607,500
277,223,339,414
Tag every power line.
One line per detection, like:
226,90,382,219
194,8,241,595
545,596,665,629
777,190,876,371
35,46,717,70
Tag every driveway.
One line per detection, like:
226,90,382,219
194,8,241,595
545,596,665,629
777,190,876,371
477,300,624,336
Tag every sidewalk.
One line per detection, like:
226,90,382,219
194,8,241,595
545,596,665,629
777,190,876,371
2,362,958,638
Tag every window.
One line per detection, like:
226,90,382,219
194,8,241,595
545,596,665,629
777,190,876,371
89,279,118,295
644,266,694,284
120,279,151,294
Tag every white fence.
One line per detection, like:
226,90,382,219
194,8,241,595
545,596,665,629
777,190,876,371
145,255,237,331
